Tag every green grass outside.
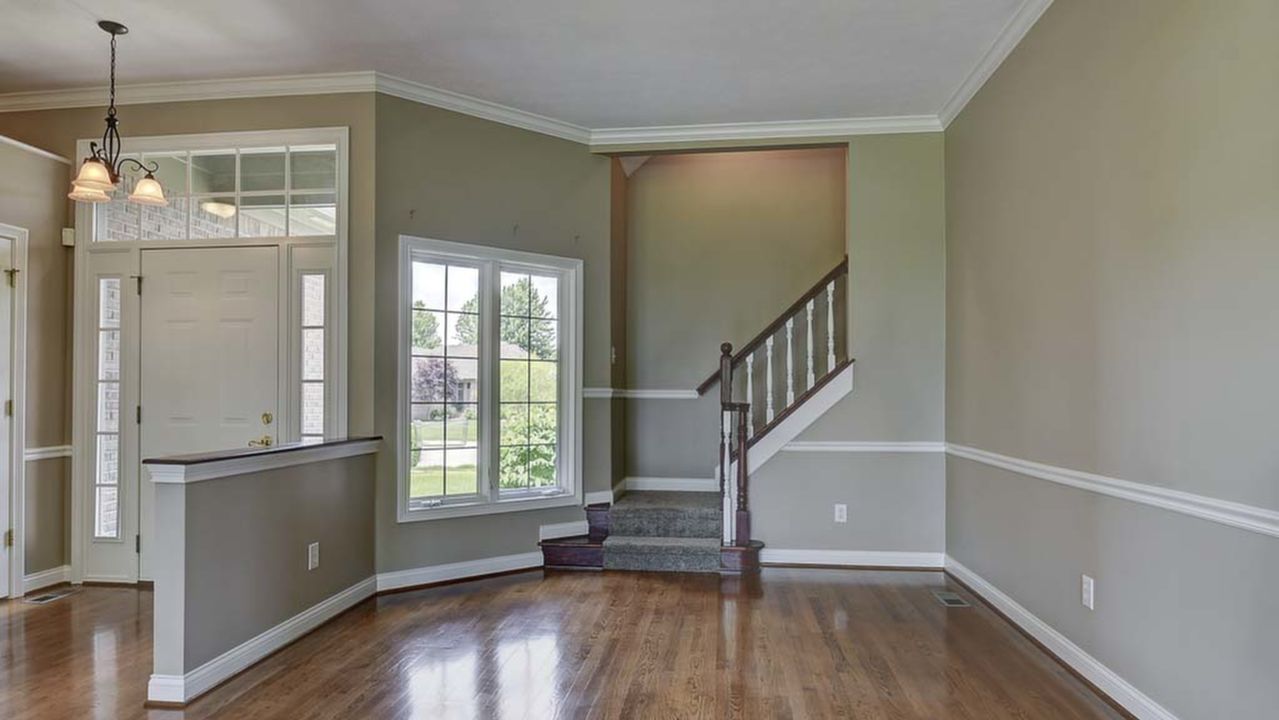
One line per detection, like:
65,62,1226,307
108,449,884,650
410,465,477,497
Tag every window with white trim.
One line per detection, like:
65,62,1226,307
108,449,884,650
399,237,581,521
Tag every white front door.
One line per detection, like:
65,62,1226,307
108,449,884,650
138,246,279,578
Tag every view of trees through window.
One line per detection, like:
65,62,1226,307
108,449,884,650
408,262,559,502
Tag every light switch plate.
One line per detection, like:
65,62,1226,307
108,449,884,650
308,542,320,571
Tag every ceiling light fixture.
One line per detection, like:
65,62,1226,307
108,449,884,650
68,21,168,207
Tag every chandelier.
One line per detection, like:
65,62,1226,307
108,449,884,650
68,21,168,206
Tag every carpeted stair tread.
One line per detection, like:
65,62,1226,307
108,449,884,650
603,535,721,573
609,491,721,539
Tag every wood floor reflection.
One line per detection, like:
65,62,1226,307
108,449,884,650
0,568,1125,719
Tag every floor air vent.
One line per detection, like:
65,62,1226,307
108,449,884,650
933,591,970,608
24,589,75,605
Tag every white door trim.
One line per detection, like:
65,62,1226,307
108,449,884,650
0,223,28,597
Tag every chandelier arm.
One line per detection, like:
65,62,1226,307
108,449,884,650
115,157,160,176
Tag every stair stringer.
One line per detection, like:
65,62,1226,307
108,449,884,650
718,361,854,480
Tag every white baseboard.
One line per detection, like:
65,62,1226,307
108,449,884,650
760,549,944,568
539,520,589,540
23,564,71,594
945,556,1178,720
147,575,377,704
375,551,544,593
623,476,717,492
584,489,614,505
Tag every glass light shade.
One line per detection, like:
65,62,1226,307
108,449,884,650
68,182,111,203
128,175,168,206
71,158,116,192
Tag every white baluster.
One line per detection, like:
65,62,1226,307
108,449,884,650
745,354,755,438
765,337,775,423
785,318,795,406
826,282,836,371
805,299,815,390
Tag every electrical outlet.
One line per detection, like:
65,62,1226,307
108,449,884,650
308,542,320,571
1081,574,1095,610
834,503,848,523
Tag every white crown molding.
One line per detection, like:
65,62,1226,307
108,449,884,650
784,441,945,453
947,443,1279,540
0,134,70,164
24,445,73,462
373,74,591,144
375,551,543,593
0,71,943,147
938,0,1054,127
590,115,944,148
761,549,944,569
946,557,1178,720
23,564,71,594
148,576,377,704
0,71,378,113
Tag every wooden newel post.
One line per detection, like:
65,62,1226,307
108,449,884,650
735,408,751,546
719,343,732,497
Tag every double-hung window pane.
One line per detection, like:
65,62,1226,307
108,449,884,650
409,261,480,506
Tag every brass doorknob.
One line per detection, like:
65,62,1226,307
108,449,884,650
248,435,274,448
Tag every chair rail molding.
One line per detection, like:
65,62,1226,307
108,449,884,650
784,441,945,453
946,443,1279,540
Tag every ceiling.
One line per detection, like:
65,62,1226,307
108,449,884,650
0,0,1042,132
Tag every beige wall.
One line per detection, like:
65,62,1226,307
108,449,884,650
179,454,375,669
754,133,947,553
946,1,1279,717
626,148,846,389
373,94,614,572
0,138,72,573
623,148,846,478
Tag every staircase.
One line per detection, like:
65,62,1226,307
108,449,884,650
541,256,850,574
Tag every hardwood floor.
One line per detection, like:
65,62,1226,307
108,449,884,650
0,568,1126,719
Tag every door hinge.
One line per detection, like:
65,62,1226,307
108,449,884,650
136,405,142,424
134,275,143,295
3,400,11,417
135,534,140,554
3,529,12,548
3,268,16,288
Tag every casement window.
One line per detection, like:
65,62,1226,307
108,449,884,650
397,236,582,521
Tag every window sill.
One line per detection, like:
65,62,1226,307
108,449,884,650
397,490,581,523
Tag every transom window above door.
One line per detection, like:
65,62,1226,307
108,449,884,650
398,236,582,522
92,143,339,242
